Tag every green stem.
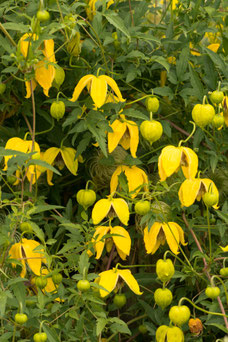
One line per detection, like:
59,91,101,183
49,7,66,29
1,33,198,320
206,207,212,263
35,117,54,136
127,94,151,105
179,297,228,318
178,121,196,146
150,111,153,121
0,23,17,46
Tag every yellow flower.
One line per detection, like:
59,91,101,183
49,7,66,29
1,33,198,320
91,225,131,260
207,43,220,53
108,114,139,158
110,165,148,198
70,74,125,108
41,269,58,293
19,33,38,58
158,145,198,181
178,178,219,209
4,137,41,185
9,238,46,278
220,245,228,252
20,36,56,98
86,0,114,20
144,222,187,255
98,267,142,297
42,146,81,186
92,197,129,225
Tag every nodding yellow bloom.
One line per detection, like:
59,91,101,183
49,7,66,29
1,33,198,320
4,137,41,185
158,145,198,181
19,33,38,58
223,96,228,126
108,114,139,158
92,197,129,226
178,178,219,209
207,43,220,53
40,269,58,294
42,146,81,186
144,222,187,255
220,245,228,252
98,267,143,297
86,0,114,20
110,165,148,198
90,225,131,260
8,238,46,278
20,35,56,98
70,74,125,108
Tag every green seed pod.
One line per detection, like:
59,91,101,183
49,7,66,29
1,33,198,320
50,101,65,120
54,67,65,87
156,259,175,282
154,288,173,309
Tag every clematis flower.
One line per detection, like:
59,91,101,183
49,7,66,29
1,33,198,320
110,165,148,198
9,238,46,278
220,245,228,252
108,114,139,158
42,146,81,186
158,145,198,181
92,197,129,225
178,178,219,209
144,222,187,255
91,225,131,260
70,74,125,108
4,137,41,185
86,0,114,20
98,267,143,297
19,34,56,98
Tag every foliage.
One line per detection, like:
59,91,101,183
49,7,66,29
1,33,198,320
0,0,228,341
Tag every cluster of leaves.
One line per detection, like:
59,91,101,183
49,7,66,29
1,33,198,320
0,0,228,341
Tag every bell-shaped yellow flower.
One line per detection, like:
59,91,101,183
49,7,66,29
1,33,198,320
20,36,56,98
158,145,198,181
108,114,139,158
92,197,129,226
9,238,46,278
220,245,228,252
19,33,38,58
98,267,143,297
110,165,148,198
70,74,125,108
178,178,219,209
4,137,41,185
144,222,187,255
91,225,131,260
42,146,80,186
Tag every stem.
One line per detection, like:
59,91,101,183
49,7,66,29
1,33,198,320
106,244,115,270
150,111,153,121
0,23,17,46
35,117,54,136
127,94,151,105
211,275,228,305
178,297,228,318
29,80,36,192
206,207,212,263
178,121,196,146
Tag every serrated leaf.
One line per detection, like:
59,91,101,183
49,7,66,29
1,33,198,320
42,324,61,342
176,47,189,81
27,159,61,176
189,64,204,101
123,108,148,120
78,251,90,275
27,204,64,215
96,318,107,336
104,13,130,39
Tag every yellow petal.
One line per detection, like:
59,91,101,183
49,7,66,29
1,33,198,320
144,222,162,254
43,39,56,62
112,198,129,225
43,147,60,165
178,179,201,207
35,61,55,97
61,147,78,176
41,269,57,293
158,155,167,181
159,146,182,179
162,222,180,255
171,222,187,246
19,33,37,58
4,138,29,170
108,120,126,154
25,79,37,98
92,199,112,225
202,178,219,209
220,245,228,252
181,147,198,179
8,242,25,274
22,238,45,276
208,43,220,53
70,75,94,102
99,269,119,297
111,226,131,260
90,76,107,108
93,226,110,259
126,120,139,158
47,170,54,186
115,247,127,260
99,75,125,103
117,269,143,295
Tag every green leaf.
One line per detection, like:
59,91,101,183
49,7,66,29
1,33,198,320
27,159,61,176
206,323,228,334
75,132,91,159
123,108,148,121
96,317,107,335
150,56,170,72
87,122,107,157
176,47,189,81
104,13,130,39
204,47,228,78
29,221,45,243
2,22,28,31
189,64,204,101
42,324,61,342
27,204,64,215
78,251,90,275
216,211,228,224
0,290,8,316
